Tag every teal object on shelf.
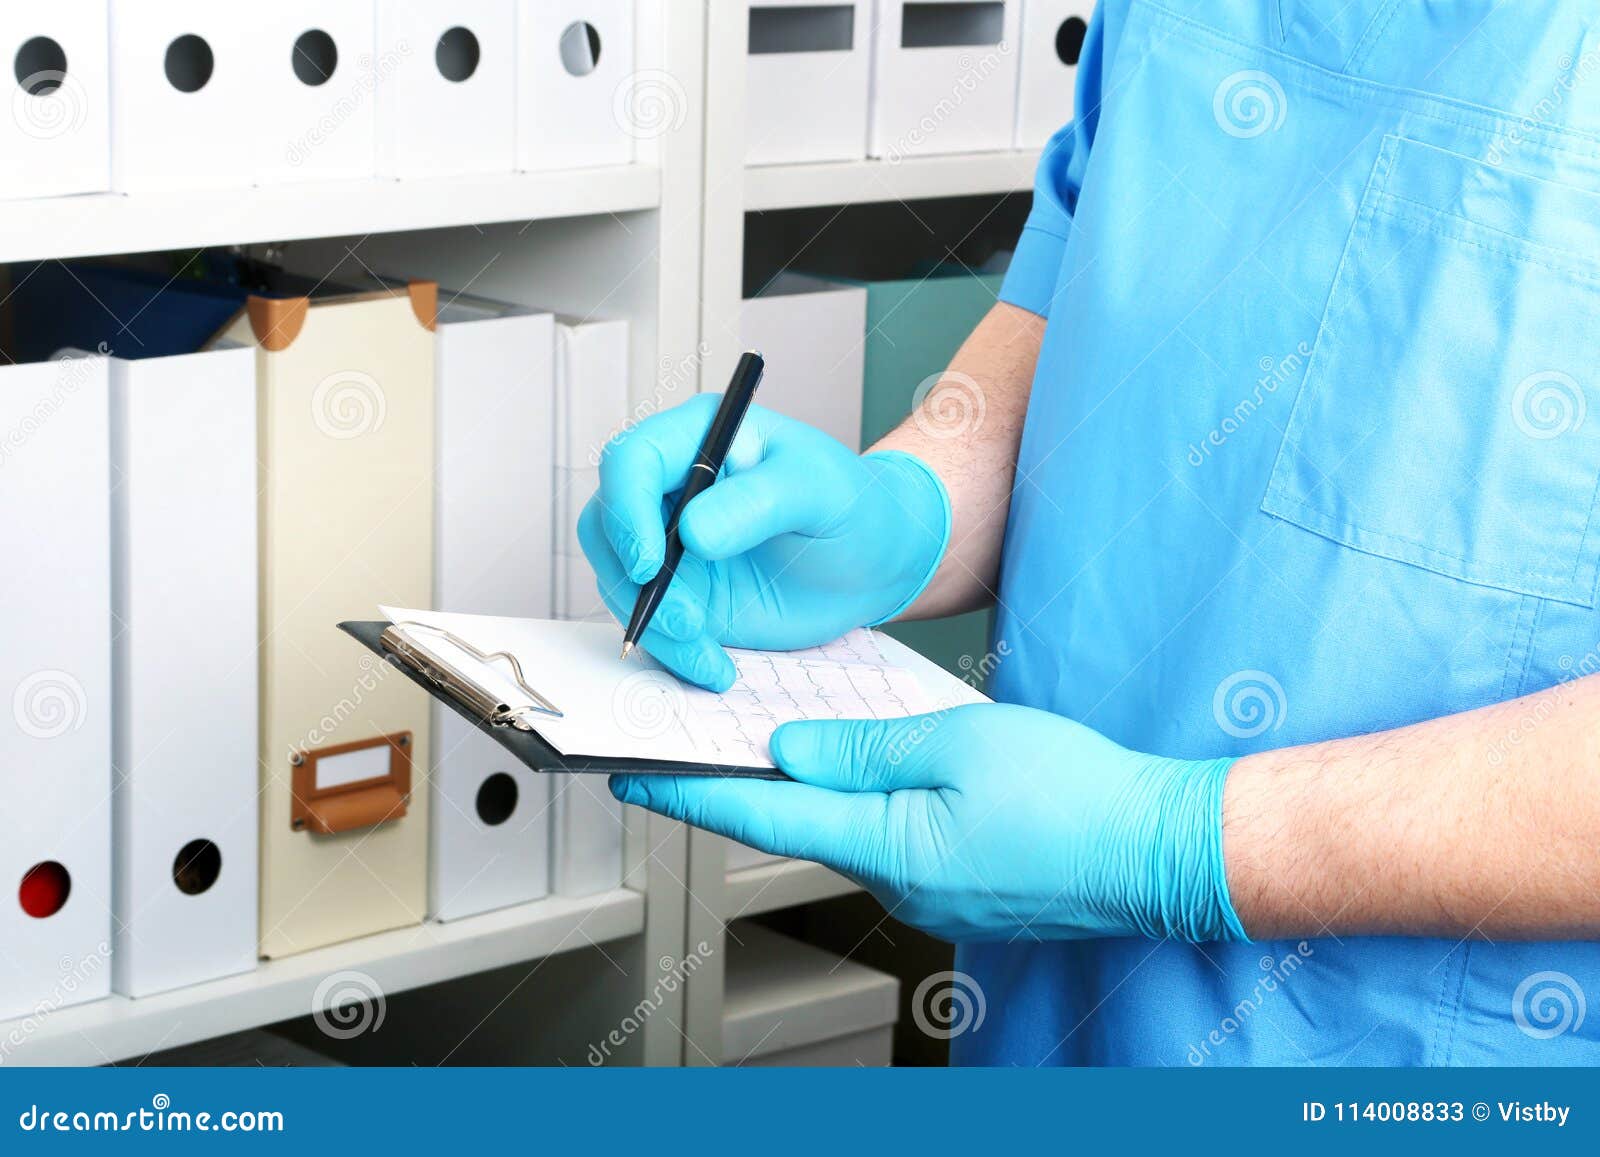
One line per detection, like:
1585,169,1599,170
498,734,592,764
834,268,1005,688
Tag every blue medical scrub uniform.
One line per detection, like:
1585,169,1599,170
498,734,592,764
963,0,1600,1065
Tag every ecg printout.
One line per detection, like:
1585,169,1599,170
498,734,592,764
778,628,892,667
677,638,933,767
380,610,948,769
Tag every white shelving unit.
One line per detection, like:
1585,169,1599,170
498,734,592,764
744,150,1039,213
0,166,661,266
680,2,1037,1065
699,1,1038,390
5,0,1043,1068
1,0,704,1070
1,890,642,1067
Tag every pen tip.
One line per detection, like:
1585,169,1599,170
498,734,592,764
620,642,633,661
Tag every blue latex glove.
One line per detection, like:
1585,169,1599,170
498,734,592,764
578,396,950,690
611,704,1249,943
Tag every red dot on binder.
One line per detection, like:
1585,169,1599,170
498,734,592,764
18,860,71,919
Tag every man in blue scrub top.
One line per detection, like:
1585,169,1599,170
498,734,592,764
582,2,1600,1065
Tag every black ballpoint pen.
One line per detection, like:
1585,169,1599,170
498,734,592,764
621,350,766,660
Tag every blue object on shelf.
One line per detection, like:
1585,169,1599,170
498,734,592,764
8,262,253,363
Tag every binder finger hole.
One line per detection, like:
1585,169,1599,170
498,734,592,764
291,29,338,88
172,838,223,896
475,772,519,827
559,21,602,77
13,36,67,97
1055,16,1088,66
435,26,481,83
18,860,71,919
164,34,214,94
900,1,1005,49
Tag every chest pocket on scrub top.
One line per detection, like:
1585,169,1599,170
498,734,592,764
1261,133,1600,606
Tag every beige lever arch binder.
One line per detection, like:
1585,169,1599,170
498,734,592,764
218,284,437,957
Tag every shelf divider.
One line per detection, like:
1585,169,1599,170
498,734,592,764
744,150,1041,212
721,859,859,920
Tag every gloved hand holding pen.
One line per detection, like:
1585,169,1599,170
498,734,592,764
577,394,951,690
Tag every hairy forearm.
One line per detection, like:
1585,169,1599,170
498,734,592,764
871,302,1045,619
1223,673,1600,940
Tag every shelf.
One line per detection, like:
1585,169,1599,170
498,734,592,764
743,150,1040,212
0,888,644,1067
721,859,860,920
0,165,662,264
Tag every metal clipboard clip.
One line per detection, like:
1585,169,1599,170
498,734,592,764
380,621,563,731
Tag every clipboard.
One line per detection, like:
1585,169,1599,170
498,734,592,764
338,621,787,780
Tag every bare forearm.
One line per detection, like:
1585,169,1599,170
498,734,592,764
871,302,1045,619
1224,674,1600,940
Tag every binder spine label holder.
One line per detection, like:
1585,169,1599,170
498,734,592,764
290,732,414,836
